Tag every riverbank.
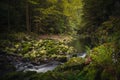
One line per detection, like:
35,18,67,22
0,32,78,75
1,32,120,80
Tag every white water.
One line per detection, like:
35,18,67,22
14,53,86,73
77,53,86,58
24,65,58,72
13,61,62,73
67,52,86,60
24,61,61,72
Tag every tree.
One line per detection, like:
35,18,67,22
26,0,30,32
7,0,10,31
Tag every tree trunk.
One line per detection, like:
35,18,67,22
29,6,31,32
26,1,30,32
8,0,10,31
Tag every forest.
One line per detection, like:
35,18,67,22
0,0,120,80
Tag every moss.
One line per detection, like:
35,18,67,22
76,43,118,80
55,57,85,71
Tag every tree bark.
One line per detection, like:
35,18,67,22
26,1,30,32
8,0,10,31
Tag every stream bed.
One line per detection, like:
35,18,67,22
13,61,62,73
12,53,86,73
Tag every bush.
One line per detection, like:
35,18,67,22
77,43,117,80
55,57,85,71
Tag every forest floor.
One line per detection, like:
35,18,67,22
39,34,73,42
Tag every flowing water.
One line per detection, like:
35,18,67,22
13,53,86,73
13,61,62,73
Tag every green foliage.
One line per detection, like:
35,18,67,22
88,43,115,66
34,3,67,34
79,0,120,47
64,57,85,67
101,69,116,80
1,0,120,80
96,16,120,44
55,57,85,71
77,43,118,80
77,63,103,80
0,0,83,34
0,71,78,80
78,1,120,79
0,33,76,62
22,39,76,61
61,0,83,33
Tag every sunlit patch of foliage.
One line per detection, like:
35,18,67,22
0,32,76,62
23,39,76,62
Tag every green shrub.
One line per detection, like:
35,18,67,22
77,64,102,80
55,57,85,71
77,43,117,80
88,43,115,66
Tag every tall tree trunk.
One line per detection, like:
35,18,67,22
29,6,31,32
8,0,10,31
26,1,30,32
